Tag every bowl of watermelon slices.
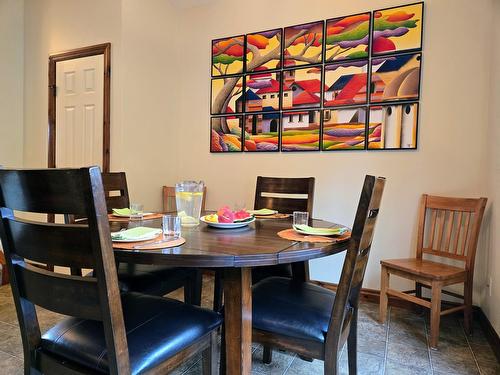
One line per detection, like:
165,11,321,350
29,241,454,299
200,206,255,229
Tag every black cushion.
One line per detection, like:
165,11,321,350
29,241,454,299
252,264,292,284
41,292,222,374
253,277,343,343
116,263,195,296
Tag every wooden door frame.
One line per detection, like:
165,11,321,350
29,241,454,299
48,43,111,172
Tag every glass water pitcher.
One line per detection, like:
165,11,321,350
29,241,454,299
175,180,204,227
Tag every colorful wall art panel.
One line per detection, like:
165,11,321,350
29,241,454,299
370,52,421,103
281,110,321,151
325,13,371,62
283,21,324,67
368,102,418,149
324,60,368,107
244,113,280,152
246,29,282,72
211,77,244,114
245,72,281,112
211,116,243,152
212,36,245,76
372,3,423,56
282,66,323,110
322,108,367,150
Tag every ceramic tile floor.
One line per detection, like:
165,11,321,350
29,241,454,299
0,276,498,375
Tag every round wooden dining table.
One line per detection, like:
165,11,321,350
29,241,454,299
111,217,350,375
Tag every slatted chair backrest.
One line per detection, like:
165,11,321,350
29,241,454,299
254,176,315,215
325,175,385,354
416,194,487,272
0,167,130,374
102,172,130,212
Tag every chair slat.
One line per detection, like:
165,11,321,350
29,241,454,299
426,196,482,212
427,209,437,248
5,218,94,268
443,211,454,252
254,177,314,215
461,213,471,256
435,210,446,250
452,211,463,254
14,263,101,320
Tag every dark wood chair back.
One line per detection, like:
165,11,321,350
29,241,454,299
254,176,315,215
0,167,130,374
325,175,385,355
102,172,130,212
416,195,487,272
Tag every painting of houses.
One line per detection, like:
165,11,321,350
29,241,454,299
324,60,368,107
368,102,418,149
282,67,324,110
245,72,283,111
322,108,366,150
236,89,262,112
325,12,371,62
372,3,423,56
370,53,421,102
246,29,282,72
211,77,243,114
244,113,279,152
281,110,320,151
212,35,244,76
211,116,243,152
284,21,324,66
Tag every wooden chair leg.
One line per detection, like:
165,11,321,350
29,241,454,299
262,346,272,364
347,308,358,374
379,265,390,323
202,331,218,375
213,270,223,312
463,280,473,335
219,324,226,375
324,346,339,375
429,281,442,349
185,270,202,306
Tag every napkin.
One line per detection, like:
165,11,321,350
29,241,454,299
112,208,132,216
293,224,348,236
247,208,278,215
111,227,162,241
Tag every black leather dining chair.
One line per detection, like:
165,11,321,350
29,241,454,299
71,171,202,305
0,167,221,374
221,175,386,374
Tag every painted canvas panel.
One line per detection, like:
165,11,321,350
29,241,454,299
245,72,281,112
324,60,368,107
244,113,280,152
325,13,371,62
212,36,245,76
283,21,324,67
246,29,282,72
322,108,366,150
372,2,423,56
211,76,244,114
282,66,324,110
210,116,243,152
370,53,421,103
368,102,418,149
281,110,321,151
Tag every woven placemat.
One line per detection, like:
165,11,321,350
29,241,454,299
277,228,351,243
255,213,291,219
108,213,163,222
113,235,185,250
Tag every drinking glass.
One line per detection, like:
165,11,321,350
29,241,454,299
129,203,144,220
162,215,181,239
293,211,309,227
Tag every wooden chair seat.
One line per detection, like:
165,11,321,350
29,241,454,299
380,258,466,281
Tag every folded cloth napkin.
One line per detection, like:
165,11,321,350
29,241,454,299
112,208,132,216
293,224,348,236
111,227,162,241
247,208,278,215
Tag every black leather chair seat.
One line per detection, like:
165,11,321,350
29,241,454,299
116,263,195,296
252,264,292,284
253,277,345,343
41,292,222,374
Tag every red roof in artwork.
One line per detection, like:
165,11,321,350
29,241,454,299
294,79,327,93
250,72,273,79
335,73,367,100
256,79,290,94
293,91,320,105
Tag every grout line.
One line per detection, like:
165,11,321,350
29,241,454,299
0,348,19,360
423,315,435,374
281,353,297,375
382,305,391,374
460,319,483,375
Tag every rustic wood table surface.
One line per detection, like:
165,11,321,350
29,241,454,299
111,217,349,375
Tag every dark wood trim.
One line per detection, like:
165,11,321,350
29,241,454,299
48,43,111,172
474,306,500,363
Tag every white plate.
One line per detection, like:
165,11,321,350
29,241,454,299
111,231,160,242
200,216,256,229
247,209,278,216
293,226,348,237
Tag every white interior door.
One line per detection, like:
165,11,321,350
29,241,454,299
55,55,104,168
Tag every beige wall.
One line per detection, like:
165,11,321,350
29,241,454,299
19,0,498,332
0,0,24,167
